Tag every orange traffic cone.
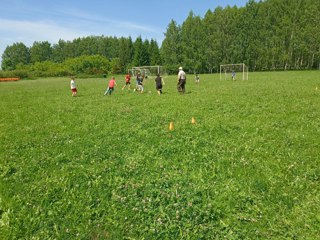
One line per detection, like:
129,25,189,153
169,122,174,130
191,117,196,124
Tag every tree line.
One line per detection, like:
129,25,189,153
1,0,319,77
162,0,320,73
0,36,161,78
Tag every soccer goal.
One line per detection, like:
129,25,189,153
130,65,166,78
220,63,248,80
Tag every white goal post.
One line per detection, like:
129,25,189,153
220,63,248,80
130,65,166,78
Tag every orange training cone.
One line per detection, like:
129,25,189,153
191,117,196,124
169,122,174,130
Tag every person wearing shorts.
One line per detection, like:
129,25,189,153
122,73,131,90
231,71,236,80
70,77,77,96
155,73,164,95
134,73,144,93
104,77,117,95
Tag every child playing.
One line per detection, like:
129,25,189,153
195,74,200,84
231,71,236,80
104,77,117,95
155,73,164,95
134,73,144,93
122,73,131,90
70,77,77,96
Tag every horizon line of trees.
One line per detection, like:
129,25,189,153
161,0,320,73
0,36,162,78
1,0,319,78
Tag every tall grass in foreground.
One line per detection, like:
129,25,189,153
1,71,320,239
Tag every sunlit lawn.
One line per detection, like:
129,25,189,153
1,71,320,239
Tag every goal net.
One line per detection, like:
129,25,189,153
130,66,166,78
220,63,248,80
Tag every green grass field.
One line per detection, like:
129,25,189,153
1,71,320,239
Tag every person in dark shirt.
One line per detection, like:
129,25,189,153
134,73,144,93
155,73,164,95
231,70,236,80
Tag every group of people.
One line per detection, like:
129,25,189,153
70,66,200,97
120,71,164,95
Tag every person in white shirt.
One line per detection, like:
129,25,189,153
177,66,186,93
70,77,77,96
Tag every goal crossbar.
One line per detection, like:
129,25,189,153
130,65,165,76
220,63,248,80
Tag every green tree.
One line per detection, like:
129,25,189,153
180,11,205,73
202,6,235,72
149,39,162,66
110,58,122,74
161,20,182,73
74,36,98,56
1,42,30,70
29,41,52,64
132,36,144,66
65,55,110,75
238,0,264,70
142,39,150,66
203,9,219,73
27,61,67,77
290,0,320,69
118,37,134,72
52,39,76,63
98,36,120,59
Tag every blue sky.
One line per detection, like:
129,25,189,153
0,0,248,62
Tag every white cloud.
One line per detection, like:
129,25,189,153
0,12,164,66
56,8,159,34
0,18,89,65
0,18,87,45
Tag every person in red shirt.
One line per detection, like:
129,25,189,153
104,77,117,95
122,73,131,90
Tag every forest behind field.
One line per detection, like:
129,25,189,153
1,0,319,77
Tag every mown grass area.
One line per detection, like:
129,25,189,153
1,71,320,239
